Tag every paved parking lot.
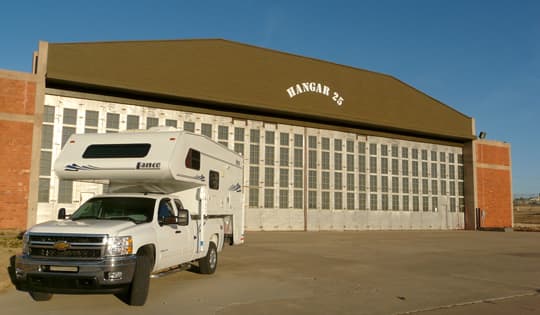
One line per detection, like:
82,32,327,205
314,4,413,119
2,230,540,314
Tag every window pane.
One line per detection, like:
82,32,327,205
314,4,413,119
381,176,388,192
39,151,52,176
83,143,151,158
201,123,212,138
146,117,159,129
346,140,354,153
334,139,342,151
106,113,120,129
63,108,77,125
85,110,98,127
321,152,330,169
347,174,354,191
280,169,288,188
279,190,288,208
358,155,366,173
38,178,50,202
264,189,274,208
381,144,388,156
347,155,354,172
127,115,140,129
280,147,289,166
335,153,342,170
41,125,54,149
165,119,177,128
294,149,303,168
293,190,303,208
359,174,366,191
280,132,289,146
334,172,342,190
184,121,195,132
249,188,259,207
321,137,330,150
370,194,377,210
369,143,377,155
308,191,317,209
58,179,73,203
358,142,366,154
294,170,303,188
322,192,330,209
265,146,274,165
62,126,76,148
308,170,317,189
359,193,367,209
218,126,228,140
249,167,259,186
322,172,330,189
44,106,56,123
234,143,244,155
347,193,355,210
250,129,260,143
334,192,343,209
264,168,274,187
309,136,317,149
235,127,245,142
294,134,303,147
265,131,275,145
309,151,317,168
250,145,259,164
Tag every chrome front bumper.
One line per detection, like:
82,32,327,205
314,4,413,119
14,254,137,294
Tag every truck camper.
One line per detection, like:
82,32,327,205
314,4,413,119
15,127,244,305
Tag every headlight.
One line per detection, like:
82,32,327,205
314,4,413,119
22,232,30,255
106,236,133,256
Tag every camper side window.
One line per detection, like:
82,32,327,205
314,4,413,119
185,149,201,170
209,170,219,190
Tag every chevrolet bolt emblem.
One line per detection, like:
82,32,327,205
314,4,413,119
53,241,71,251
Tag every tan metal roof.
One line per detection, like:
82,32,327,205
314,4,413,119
45,39,474,141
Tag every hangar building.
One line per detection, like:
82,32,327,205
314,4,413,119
0,39,513,231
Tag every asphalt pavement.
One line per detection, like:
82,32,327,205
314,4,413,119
2,230,540,314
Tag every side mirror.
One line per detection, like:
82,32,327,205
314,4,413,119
58,208,67,220
178,209,189,226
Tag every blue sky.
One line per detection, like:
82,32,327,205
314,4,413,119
1,0,539,196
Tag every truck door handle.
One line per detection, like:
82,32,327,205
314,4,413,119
175,231,182,234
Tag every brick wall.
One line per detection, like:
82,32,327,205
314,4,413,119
0,73,37,230
475,141,512,228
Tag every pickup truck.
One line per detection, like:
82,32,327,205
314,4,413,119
14,128,244,305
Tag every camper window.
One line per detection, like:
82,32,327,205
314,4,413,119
209,170,219,190
83,143,151,158
185,149,201,170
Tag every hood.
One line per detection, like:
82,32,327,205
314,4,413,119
28,219,137,236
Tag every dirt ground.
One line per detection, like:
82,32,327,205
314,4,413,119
0,231,22,292
514,205,540,225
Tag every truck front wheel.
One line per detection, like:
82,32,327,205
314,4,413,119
125,252,152,306
199,242,217,274
29,291,53,301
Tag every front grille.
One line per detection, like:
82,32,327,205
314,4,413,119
28,233,107,260
30,248,102,258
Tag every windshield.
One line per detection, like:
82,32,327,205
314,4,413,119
71,197,156,224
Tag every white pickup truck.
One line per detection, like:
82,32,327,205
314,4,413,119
15,128,244,306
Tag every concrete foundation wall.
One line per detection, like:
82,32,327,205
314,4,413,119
246,209,465,231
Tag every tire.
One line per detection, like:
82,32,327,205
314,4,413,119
199,242,218,274
125,252,152,306
29,291,53,301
